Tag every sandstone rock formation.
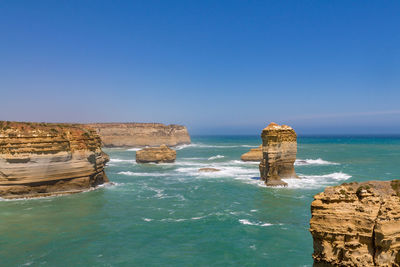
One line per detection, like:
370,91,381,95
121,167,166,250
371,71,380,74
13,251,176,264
198,168,220,172
259,123,298,186
86,123,191,147
0,121,109,199
136,145,176,163
310,180,400,266
241,145,262,162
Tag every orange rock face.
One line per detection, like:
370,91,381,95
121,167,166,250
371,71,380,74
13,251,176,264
136,145,176,163
240,145,262,162
86,123,191,147
310,180,400,266
259,123,298,186
0,121,109,199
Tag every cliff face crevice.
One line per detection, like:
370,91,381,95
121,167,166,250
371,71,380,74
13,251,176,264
0,121,109,199
259,123,298,186
86,123,191,147
310,180,400,266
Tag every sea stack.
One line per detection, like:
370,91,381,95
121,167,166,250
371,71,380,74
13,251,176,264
0,121,109,199
259,122,298,186
136,145,176,163
310,180,400,266
86,123,191,147
240,145,263,162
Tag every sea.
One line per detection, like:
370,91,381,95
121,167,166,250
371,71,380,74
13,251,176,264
1,135,399,266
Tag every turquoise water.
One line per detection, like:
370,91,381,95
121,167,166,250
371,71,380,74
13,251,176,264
1,136,400,266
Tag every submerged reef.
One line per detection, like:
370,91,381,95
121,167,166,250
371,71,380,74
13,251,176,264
310,180,400,266
0,121,109,199
259,122,298,186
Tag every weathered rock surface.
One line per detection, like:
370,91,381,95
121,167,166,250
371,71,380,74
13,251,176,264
259,122,298,186
0,121,109,199
310,180,400,266
198,168,220,172
136,145,176,163
86,123,191,147
241,145,263,162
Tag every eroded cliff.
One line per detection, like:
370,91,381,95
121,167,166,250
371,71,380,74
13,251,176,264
136,144,176,163
259,122,298,186
310,180,400,266
0,121,109,199
241,145,262,162
86,123,191,147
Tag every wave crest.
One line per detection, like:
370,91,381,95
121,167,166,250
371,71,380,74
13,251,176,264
295,158,339,166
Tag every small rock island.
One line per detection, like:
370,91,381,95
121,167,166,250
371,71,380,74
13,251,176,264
259,123,298,186
136,145,176,163
0,121,109,199
310,180,400,266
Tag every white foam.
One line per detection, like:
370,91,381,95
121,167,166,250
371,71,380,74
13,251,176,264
160,218,187,222
143,218,153,222
295,158,339,166
283,172,351,189
118,171,170,177
239,219,273,227
126,148,141,151
229,160,260,165
208,155,225,160
175,143,258,150
109,158,136,164
176,165,259,179
191,216,206,220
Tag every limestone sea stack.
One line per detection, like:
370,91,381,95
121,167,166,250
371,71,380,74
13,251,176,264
0,121,109,199
310,180,400,266
259,123,298,186
240,145,262,162
136,145,176,163
86,123,191,147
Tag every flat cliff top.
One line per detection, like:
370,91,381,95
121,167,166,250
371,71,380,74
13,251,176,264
86,123,187,129
0,121,94,137
0,121,102,153
263,122,294,131
317,180,400,199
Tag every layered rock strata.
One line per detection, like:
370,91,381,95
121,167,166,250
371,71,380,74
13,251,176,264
86,123,191,147
0,121,109,199
310,180,400,266
241,145,262,162
259,123,298,186
136,145,176,163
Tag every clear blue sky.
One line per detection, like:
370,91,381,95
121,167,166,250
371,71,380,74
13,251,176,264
1,1,399,134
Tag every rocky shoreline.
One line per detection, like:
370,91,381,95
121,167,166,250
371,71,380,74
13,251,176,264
0,121,109,199
1,120,399,265
310,180,400,266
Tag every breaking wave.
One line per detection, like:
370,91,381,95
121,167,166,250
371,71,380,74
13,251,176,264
295,158,339,166
118,171,171,177
175,143,259,150
238,219,274,227
208,155,225,160
283,172,351,189
109,158,136,163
